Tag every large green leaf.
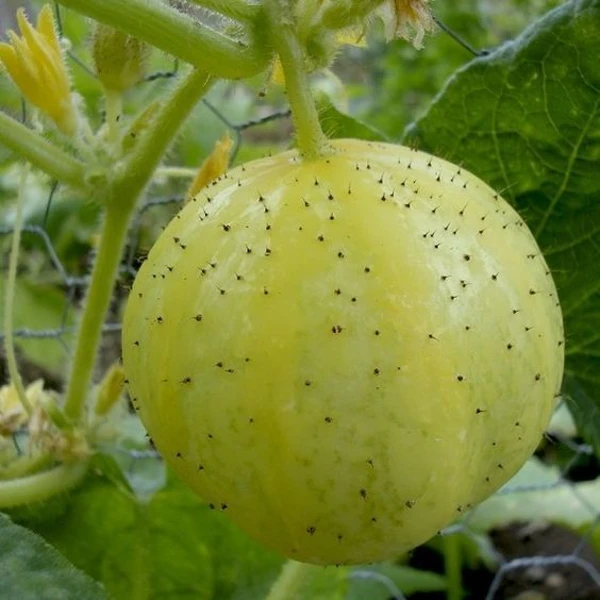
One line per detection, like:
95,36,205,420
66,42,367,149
0,512,107,600
32,472,213,600
405,0,600,450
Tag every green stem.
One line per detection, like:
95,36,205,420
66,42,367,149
267,13,326,159
0,462,88,508
55,0,270,79
265,561,320,600
62,206,130,422
0,112,86,188
4,165,32,416
443,534,463,600
189,0,262,22
62,68,216,424
0,454,54,481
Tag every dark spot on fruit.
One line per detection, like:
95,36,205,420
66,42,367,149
428,333,437,340
450,295,458,301
317,234,325,242
194,314,203,322
360,489,367,500
334,288,342,295
371,517,377,522
328,191,334,200
367,459,374,467
351,297,357,302
325,416,333,423
507,343,513,350
263,288,269,295
221,504,228,510
305,380,312,386
364,266,371,273
337,251,345,258
246,246,252,254
208,433,213,440
156,316,163,324
337,534,343,541
476,408,485,414
176,452,182,458
209,503,215,510
332,325,343,333
221,224,231,232
457,375,464,382
307,526,316,535
264,247,271,256
463,254,471,261
535,373,541,381
181,377,192,384
373,368,380,375
216,362,223,368
329,213,335,220
134,341,140,346
405,500,415,509
441,275,449,281
529,289,537,295
465,325,471,331
218,287,226,295
198,464,204,471
498,463,504,469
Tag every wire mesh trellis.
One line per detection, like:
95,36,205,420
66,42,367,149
2,106,600,598
1,5,600,598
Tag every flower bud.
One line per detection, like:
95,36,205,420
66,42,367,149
92,24,150,92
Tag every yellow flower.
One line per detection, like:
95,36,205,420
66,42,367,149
0,5,77,135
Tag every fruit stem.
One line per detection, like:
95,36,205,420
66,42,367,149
443,533,464,600
55,0,271,79
4,164,33,416
62,68,216,424
0,462,88,508
265,560,321,600
268,11,327,159
0,111,87,188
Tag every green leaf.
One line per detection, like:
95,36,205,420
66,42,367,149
32,472,213,600
347,564,447,599
0,512,107,600
316,95,389,142
405,0,600,448
161,470,283,600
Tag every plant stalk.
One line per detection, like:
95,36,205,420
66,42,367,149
0,112,87,188
62,68,216,424
265,560,320,600
0,462,88,508
55,0,270,79
3,164,32,415
189,0,262,22
267,15,326,159
443,533,463,600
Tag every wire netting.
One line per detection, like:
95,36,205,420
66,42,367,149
1,6,599,599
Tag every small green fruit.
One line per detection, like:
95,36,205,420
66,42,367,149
122,139,564,565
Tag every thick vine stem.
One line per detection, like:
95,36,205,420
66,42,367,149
266,6,327,159
265,560,320,600
443,533,463,600
62,68,216,424
189,0,262,22
0,462,88,509
0,112,87,188
4,164,32,415
55,0,270,80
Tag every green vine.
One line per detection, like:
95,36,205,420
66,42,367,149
55,0,271,79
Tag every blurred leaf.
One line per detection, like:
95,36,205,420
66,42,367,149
0,278,73,376
33,473,213,600
162,470,283,600
0,512,107,600
317,94,389,142
405,0,600,451
564,373,600,457
468,457,600,531
347,564,447,599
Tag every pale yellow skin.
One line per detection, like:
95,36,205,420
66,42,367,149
123,140,564,565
